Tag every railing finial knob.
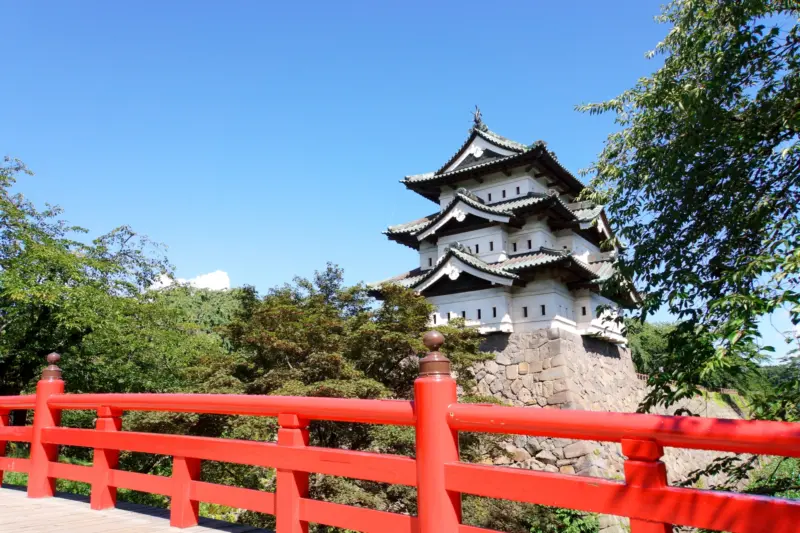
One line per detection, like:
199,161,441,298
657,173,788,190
419,331,450,376
422,330,445,352
42,352,62,381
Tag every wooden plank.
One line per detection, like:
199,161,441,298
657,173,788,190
0,487,273,532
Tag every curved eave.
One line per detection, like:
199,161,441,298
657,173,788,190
416,195,513,242
413,251,519,294
402,146,586,203
434,127,526,176
384,230,421,250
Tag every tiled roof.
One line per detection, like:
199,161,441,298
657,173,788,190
405,151,527,184
386,214,437,235
475,128,528,152
500,248,572,270
373,246,600,293
588,259,615,282
571,204,604,222
385,191,579,240
433,126,528,176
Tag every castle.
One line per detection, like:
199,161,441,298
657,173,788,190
375,111,739,533
379,108,631,344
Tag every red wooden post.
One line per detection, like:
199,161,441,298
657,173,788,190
90,406,122,509
276,413,310,533
171,456,202,527
622,438,673,533
0,409,8,484
28,353,65,498
415,331,461,533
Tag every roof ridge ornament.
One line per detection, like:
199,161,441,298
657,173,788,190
472,105,489,133
455,187,484,204
446,242,472,256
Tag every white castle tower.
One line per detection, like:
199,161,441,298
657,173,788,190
377,108,630,345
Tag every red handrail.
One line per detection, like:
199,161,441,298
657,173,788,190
47,393,416,426
448,403,800,457
0,333,798,533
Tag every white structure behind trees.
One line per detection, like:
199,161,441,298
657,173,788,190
376,110,632,345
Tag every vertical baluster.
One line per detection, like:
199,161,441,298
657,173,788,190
276,413,309,533
171,456,202,527
0,409,8,484
90,406,122,509
28,353,64,498
622,438,673,533
415,331,461,533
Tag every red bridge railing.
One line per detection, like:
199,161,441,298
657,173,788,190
0,331,799,533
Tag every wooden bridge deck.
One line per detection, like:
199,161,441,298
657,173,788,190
0,485,270,532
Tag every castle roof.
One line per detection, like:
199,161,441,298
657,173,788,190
373,245,602,296
401,123,585,203
385,190,600,250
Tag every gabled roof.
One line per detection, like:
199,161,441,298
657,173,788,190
435,126,528,175
385,191,596,249
372,246,601,296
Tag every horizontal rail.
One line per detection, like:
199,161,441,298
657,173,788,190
448,404,800,457
47,393,416,426
0,426,33,443
299,498,417,533
459,526,501,533
445,462,800,533
108,469,172,496
43,428,417,486
48,461,94,484
190,481,276,515
0,457,30,473
0,395,36,410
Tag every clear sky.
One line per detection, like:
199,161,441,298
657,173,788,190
2,1,795,358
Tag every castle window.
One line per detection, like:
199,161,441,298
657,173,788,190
512,242,517,252
492,307,497,318
489,241,494,251
475,244,480,253
582,306,587,316
432,314,437,324
461,311,466,318
488,193,492,201
523,306,528,318
502,189,506,198
516,186,520,194
541,305,546,316
527,239,532,250
428,257,432,267
477,309,482,320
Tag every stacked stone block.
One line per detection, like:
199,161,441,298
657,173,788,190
472,328,741,533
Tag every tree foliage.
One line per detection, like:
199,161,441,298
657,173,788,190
579,0,800,500
578,0,800,410
0,157,217,396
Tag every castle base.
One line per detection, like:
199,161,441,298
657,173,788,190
473,329,742,532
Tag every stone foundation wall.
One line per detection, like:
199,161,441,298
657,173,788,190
472,328,741,532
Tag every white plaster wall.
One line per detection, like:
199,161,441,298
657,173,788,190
428,288,513,333
555,231,601,263
507,220,557,253
437,226,508,264
438,171,550,208
418,242,437,271
590,293,624,335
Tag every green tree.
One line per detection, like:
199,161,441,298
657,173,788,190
0,157,180,395
578,0,800,410
578,0,799,496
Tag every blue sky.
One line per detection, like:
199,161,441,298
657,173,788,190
2,1,795,358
